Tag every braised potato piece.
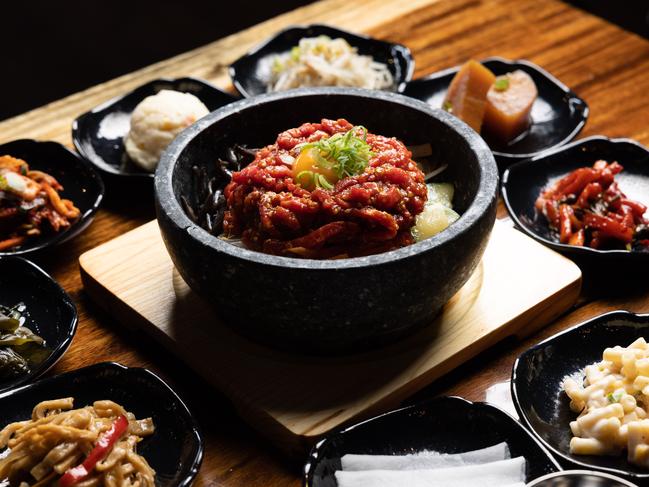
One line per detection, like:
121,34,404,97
483,70,537,144
442,60,495,132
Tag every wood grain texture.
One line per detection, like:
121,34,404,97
1,0,649,485
78,220,580,454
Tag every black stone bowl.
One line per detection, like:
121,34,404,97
0,257,77,394
512,311,649,482
0,362,203,487
403,57,589,168
502,136,649,270
303,396,561,486
229,24,414,98
155,87,498,354
72,77,238,182
0,139,104,257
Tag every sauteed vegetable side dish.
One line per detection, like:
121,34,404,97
0,156,80,252
0,398,155,487
0,303,48,381
182,118,461,259
535,160,649,251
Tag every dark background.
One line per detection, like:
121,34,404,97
1,0,648,122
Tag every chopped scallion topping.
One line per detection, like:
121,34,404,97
297,126,374,181
494,77,510,91
442,100,453,113
296,170,334,190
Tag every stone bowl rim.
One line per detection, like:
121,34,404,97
155,87,498,270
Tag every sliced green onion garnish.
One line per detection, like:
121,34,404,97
494,77,510,91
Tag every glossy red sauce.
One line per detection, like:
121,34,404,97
223,119,427,258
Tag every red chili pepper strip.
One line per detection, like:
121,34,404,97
569,229,585,246
620,199,647,219
576,182,602,208
583,213,634,243
608,161,624,174
544,200,560,227
59,415,129,487
558,168,600,197
559,204,573,243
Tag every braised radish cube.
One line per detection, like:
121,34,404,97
442,60,496,133
483,70,538,144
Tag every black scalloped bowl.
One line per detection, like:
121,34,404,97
0,139,104,257
72,77,238,181
229,24,414,98
502,136,649,267
155,88,498,354
512,311,649,482
303,396,561,486
0,362,203,487
0,257,77,394
527,470,640,487
403,57,588,167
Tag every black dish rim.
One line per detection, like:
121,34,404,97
302,395,562,486
511,310,649,480
0,256,78,394
526,469,640,486
155,86,498,270
404,55,589,160
228,23,415,98
0,361,204,487
71,76,238,181
0,138,105,257
501,135,649,260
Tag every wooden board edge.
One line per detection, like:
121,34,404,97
297,263,583,439
78,258,307,456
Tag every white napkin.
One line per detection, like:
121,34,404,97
341,442,509,471
335,456,526,487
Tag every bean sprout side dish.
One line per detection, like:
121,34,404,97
267,36,394,92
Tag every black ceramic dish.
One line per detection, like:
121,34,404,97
403,56,589,167
0,362,203,487
527,470,640,487
0,139,104,256
229,24,414,98
72,77,238,182
0,257,77,393
512,311,649,482
155,87,498,354
303,396,561,486
502,136,649,267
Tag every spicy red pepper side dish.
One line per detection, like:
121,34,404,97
535,160,649,251
222,119,429,258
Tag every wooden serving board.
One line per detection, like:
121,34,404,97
79,219,581,455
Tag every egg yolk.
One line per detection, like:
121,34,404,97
292,148,338,190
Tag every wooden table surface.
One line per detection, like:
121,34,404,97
2,0,649,485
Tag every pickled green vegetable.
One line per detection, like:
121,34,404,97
0,303,48,380
0,347,29,379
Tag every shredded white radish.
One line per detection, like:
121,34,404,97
266,36,394,92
